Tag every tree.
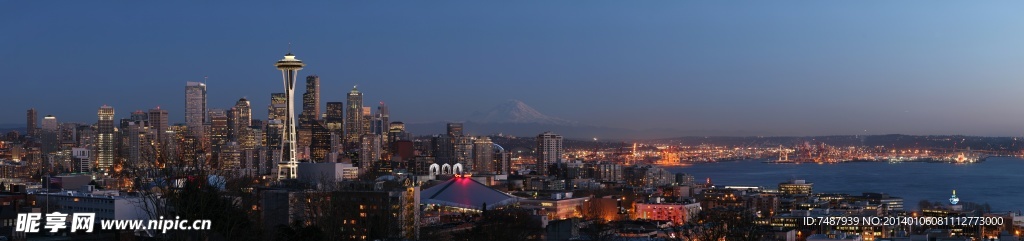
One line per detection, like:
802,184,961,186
682,207,768,241
130,143,265,241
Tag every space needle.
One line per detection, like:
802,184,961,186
275,51,304,180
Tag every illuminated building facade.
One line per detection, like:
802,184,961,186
300,75,320,126
96,105,115,171
309,122,331,162
779,179,814,195
633,202,702,224
473,137,494,174
185,81,207,137
208,109,229,167
535,131,563,176
148,107,168,143
230,98,251,142
325,102,343,136
268,93,286,122
345,86,363,146
359,134,381,174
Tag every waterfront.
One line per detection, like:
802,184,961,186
667,157,1024,211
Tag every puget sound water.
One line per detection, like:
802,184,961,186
666,157,1024,211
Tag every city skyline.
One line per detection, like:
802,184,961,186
4,2,1023,241
6,1,1024,136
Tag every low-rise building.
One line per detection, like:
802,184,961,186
520,192,591,221
632,201,701,225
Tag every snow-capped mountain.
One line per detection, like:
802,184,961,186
467,100,578,126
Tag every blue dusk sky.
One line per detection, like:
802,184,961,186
3,1,1024,136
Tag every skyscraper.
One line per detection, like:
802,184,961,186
96,105,115,171
361,107,372,138
41,115,58,132
185,81,207,137
454,136,474,170
126,121,152,166
209,109,229,154
309,122,331,162
535,131,563,176
374,102,389,135
130,110,149,125
27,108,37,136
345,86,363,146
300,75,320,126
359,134,381,174
325,102,344,134
386,121,407,150
148,107,168,142
325,102,344,154
494,143,510,175
473,137,495,174
265,119,282,174
275,52,304,180
268,93,287,122
40,115,59,155
432,135,453,164
230,98,252,142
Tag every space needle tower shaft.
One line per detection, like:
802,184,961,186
275,52,304,180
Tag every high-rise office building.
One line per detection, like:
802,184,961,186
265,119,283,174
431,135,453,164
361,107,372,139
40,115,59,155
454,136,474,170
59,123,79,146
209,109,229,154
493,143,510,175
386,122,407,150
325,102,344,154
535,131,563,176
268,93,287,122
41,115,58,132
96,105,116,171
296,128,311,160
473,137,495,174
126,122,153,166
345,86,363,146
275,52,304,180
373,102,389,135
185,81,207,137
300,75,320,127
359,134,381,174
130,110,149,125
309,122,331,162
220,142,242,170
325,102,343,134
27,108,37,136
148,107,168,142
230,98,252,142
